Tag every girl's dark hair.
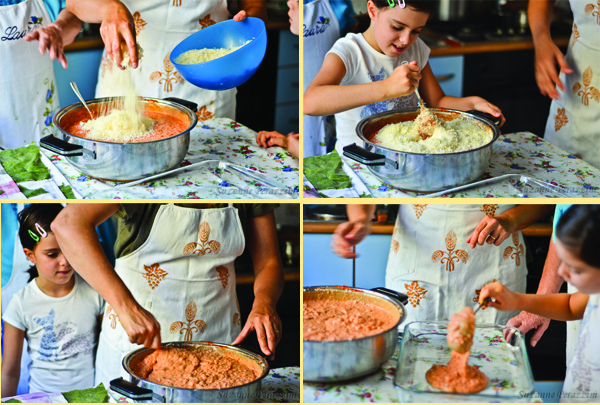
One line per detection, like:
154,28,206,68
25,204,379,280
17,204,64,281
351,0,439,34
556,205,600,268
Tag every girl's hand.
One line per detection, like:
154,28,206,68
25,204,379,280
257,131,288,149
118,303,162,349
99,2,137,69
534,37,573,100
331,221,371,259
385,61,421,99
232,302,282,361
467,215,514,248
505,310,550,347
471,97,506,127
25,24,69,69
479,281,521,312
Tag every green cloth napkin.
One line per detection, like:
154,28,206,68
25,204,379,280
62,383,109,403
304,150,353,190
0,143,50,183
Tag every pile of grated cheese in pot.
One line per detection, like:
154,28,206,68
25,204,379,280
174,42,249,65
84,45,156,142
376,113,493,154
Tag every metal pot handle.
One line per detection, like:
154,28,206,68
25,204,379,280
343,143,398,169
371,287,409,306
40,135,96,159
163,97,198,112
110,378,164,402
466,110,501,127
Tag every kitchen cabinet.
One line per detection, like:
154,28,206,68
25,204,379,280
429,55,463,97
53,49,103,108
274,30,299,135
303,233,390,288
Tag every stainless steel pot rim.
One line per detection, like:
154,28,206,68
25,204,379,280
53,96,198,145
303,285,405,343
355,107,500,156
122,341,269,391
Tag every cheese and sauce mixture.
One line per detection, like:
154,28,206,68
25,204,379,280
174,41,249,65
131,347,260,389
425,307,488,393
303,297,399,341
376,110,493,154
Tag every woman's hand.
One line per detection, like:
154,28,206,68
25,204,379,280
470,97,506,127
232,302,282,361
505,310,550,347
99,1,137,69
479,281,521,312
385,61,421,99
467,215,514,248
533,37,573,100
117,303,162,349
331,220,371,259
25,24,69,68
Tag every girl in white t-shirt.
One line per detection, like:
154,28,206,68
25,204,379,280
304,0,506,154
480,205,600,402
1,204,104,398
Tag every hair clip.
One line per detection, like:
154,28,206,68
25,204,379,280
387,0,406,8
35,223,48,237
28,229,40,242
398,0,406,8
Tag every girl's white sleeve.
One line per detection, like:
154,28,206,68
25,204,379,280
327,36,360,84
2,292,27,331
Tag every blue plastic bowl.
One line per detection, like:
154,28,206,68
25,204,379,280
170,17,267,91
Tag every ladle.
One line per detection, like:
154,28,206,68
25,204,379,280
70,81,94,120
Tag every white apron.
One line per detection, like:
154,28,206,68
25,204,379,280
543,0,600,168
0,0,60,149
385,204,527,328
561,293,600,403
95,0,236,120
95,204,244,386
303,0,340,157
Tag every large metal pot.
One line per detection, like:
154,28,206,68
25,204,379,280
343,108,500,193
110,341,269,403
303,286,407,382
40,97,198,181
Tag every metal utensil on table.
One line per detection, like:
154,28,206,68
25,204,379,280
419,173,576,198
69,81,94,120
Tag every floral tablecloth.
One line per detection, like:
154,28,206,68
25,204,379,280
328,132,600,198
43,118,299,199
303,341,544,403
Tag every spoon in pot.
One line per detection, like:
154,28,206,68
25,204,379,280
70,81,94,120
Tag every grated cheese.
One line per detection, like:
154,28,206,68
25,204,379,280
174,42,248,65
376,114,493,154
82,110,155,142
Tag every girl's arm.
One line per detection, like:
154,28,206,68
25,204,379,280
24,10,82,69
1,323,25,398
232,210,284,361
304,54,420,116
52,204,161,349
419,63,506,126
480,281,589,321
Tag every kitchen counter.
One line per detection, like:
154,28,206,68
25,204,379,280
428,37,570,57
306,132,600,198
304,222,551,236
303,345,562,403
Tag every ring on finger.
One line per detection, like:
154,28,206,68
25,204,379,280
487,235,497,241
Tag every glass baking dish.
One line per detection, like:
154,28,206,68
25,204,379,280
395,322,536,403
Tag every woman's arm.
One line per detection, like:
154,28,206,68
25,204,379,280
529,0,572,99
24,9,82,69
304,54,420,116
52,204,161,349
467,204,555,248
331,205,376,259
232,210,284,360
1,323,25,398
66,0,137,69
480,281,588,321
